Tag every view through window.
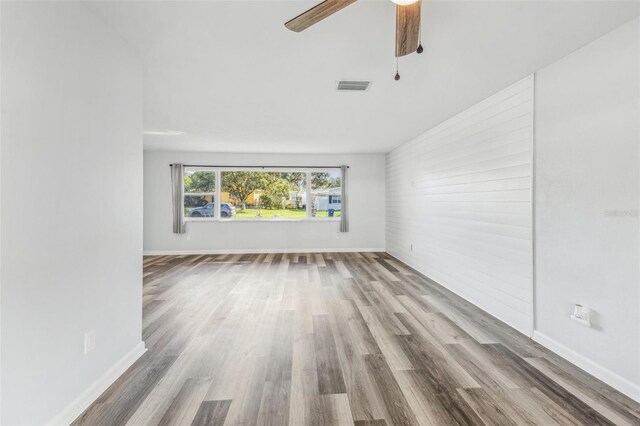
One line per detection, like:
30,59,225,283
183,168,342,221
184,169,217,218
310,171,342,218
222,171,306,219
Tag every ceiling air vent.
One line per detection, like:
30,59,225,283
336,80,371,92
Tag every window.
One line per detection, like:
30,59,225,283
181,167,342,221
221,171,306,220
183,168,216,218
310,171,342,218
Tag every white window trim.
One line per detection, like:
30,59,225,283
185,217,340,223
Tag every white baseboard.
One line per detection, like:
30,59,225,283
533,331,640,403
48,342,147,426
143,248,385,255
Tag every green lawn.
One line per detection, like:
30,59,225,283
234,208,306,219
315,210,341,218
232,208,340,219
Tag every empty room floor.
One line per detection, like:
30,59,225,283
74,253,640,425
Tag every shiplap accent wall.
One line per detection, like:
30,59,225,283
386,76,534,335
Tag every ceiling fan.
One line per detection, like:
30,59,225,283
285,0,423,79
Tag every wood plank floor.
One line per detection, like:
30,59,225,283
73,253,640,426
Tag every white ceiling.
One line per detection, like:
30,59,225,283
87,0,639,154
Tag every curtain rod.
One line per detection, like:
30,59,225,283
169,164,348,169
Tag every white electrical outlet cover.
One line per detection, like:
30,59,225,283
570,314,591,327
84,330,96,354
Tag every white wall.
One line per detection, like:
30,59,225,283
1,2,144,424
534,18,640,399
144,151,385,253
386,77,534,335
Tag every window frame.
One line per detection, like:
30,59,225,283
183,167,217,220
183,166,342,223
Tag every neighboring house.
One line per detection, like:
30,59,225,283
298,187,341,211
226,189,263,206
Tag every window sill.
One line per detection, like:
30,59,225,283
185,217,340,223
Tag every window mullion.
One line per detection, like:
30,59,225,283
215,169,221,220
305,171,312,219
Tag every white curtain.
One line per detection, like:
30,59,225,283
171,163,186,234
340,165,349,232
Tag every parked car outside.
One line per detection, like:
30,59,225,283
184,195,209,208
189,203,236,218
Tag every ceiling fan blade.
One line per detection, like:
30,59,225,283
285,0,358,32
395,1,421,57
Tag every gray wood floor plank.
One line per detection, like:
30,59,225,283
364,353,419,426
191,399,231,426
403,368,486,425
353,420,387,426
256,380,291,426
266,310,295,382
313,314,347,395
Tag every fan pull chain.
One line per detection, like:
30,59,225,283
395,58,400,81
417,18,424,53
